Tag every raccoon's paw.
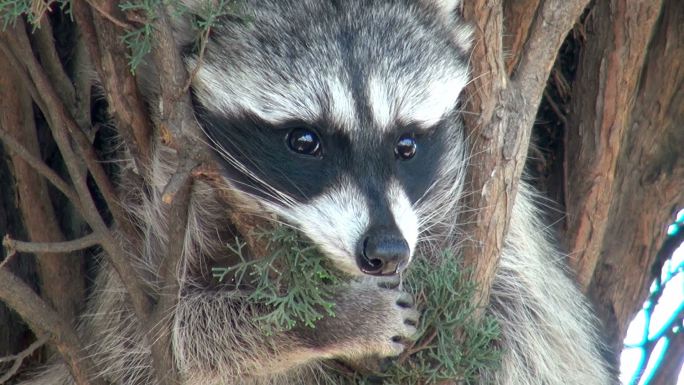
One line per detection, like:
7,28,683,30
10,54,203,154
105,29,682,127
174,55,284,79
342,277,420,357
376,287,420,357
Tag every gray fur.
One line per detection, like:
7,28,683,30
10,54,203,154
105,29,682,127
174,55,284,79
18,1,611,384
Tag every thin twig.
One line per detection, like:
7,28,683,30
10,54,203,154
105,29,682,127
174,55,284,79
182,26,211,94
84,0,134,30
0,269,105,385
0,129,81,210
2,23,134,240
2,22,153,319
0,336,48,384
0,40,48,115
3,234,101,256
33,16,77,112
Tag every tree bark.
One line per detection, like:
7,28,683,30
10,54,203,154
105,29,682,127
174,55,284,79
0,46,85,326
563,0,664,293
582,0,684,356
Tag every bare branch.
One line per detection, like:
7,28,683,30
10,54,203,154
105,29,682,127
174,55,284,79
0,128,81,210
1,21,153,320
85,0,134,30
503,0,541,75
509,0,591,102
3,234,101,256
0,269,105,385
0,336,48,384
1,22,133,238
563,0,664,291
33,16,77,112
72,0,153,171
149,160,195,385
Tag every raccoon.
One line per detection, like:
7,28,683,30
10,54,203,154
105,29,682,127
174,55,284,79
19,0,612,384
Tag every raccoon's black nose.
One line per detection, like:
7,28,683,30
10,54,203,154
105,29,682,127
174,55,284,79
358,231,410,276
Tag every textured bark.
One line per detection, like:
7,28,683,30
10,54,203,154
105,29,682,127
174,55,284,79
583,0,684,355
563,0,664,292
649,332,684,385
0,269,104,385
0,50,85,325
503,0,541,75
460,0,590,308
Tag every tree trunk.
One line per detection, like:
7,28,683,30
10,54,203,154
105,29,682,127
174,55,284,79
561,0,684,359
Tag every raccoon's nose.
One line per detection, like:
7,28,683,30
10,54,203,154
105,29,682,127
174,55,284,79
358,231,410,276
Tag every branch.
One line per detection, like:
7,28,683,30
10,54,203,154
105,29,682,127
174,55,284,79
1,21,135,240
3,234,101,256
0,128,81,211
0,336,48,384
1,21,153,320
0,269,105,385
502,0,541,75
72,0,153,171
33,16,77,114
563,0,664,291
148,161,195,385
460,0,591,309
584,0,681,354
509,0,591,102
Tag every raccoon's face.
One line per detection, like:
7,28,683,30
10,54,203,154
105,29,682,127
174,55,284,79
187,0,471,276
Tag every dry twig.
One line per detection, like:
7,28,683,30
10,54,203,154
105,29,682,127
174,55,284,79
0,336,48,384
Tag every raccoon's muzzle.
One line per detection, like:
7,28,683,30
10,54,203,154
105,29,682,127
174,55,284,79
357,227,410,276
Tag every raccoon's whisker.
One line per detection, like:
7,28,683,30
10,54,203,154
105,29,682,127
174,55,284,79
200,134,299,207
199,184,307,233
206,129,311,204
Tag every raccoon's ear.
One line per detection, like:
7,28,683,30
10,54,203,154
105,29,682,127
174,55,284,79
420,0,472,52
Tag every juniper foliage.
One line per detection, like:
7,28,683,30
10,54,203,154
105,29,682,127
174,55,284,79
215,225,501,384
212,225,346,335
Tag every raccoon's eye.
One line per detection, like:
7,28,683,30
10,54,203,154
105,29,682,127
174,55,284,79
395,134,417,160
287,128,321,157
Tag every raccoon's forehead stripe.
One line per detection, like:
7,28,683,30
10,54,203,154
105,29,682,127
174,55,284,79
192,63,357,127
367,72,469,130
193,60,466,132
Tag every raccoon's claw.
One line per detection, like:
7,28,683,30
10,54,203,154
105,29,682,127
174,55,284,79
396,292,414,308
384,289,419,355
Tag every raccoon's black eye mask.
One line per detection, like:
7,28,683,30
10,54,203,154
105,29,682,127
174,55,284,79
194,101,445,205
285,126,418,162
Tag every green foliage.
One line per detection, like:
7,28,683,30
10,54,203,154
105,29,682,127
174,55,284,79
0,0,69,28
120,0,244,72
321,253,501,385
215,225,501,384
119,0,161,72
376,253,501,385
213,225,346,335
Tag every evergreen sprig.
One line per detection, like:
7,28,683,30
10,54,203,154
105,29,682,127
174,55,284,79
0,0,70,28
314,251,501,385
378,252,501,384
212,225,346,335
119,0,244,72
215,225,501,384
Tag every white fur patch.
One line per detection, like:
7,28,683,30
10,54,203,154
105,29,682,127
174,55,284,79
367,76,396,129
192,62,323,124
272,179,369,275
387,181,419,259
327,78,356,127
368,72,468,130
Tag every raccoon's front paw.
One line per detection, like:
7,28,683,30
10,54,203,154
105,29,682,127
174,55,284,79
373,284,420,356
317,276,420,358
